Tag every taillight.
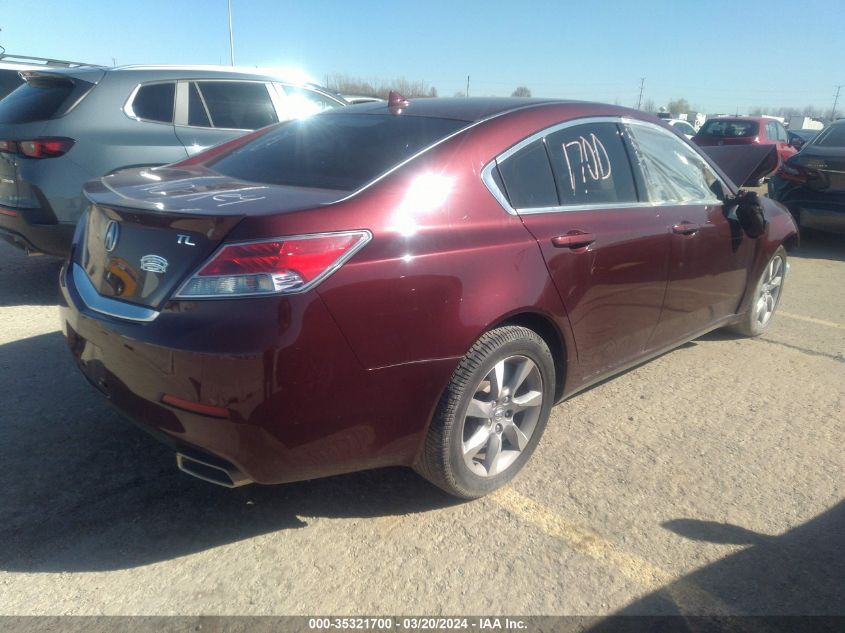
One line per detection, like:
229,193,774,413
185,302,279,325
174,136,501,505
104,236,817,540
0,138,74,158
175,230,371,298
779,162,820,184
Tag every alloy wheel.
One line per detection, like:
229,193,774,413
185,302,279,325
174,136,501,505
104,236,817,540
460,355,544,477
755,254,784,328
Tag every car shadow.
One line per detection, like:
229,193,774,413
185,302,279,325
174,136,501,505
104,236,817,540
0,243,63,306
584,502,845,624
0,331,461,573
791,228,844,263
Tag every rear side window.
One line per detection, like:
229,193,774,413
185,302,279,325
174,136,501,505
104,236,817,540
0,78,75,123
210,113,467,191
131,82,175,123
197,81,278,130
813,124,845,148
497,140,558,209
698,119,759,138
627,122,722,204
545,122,638,206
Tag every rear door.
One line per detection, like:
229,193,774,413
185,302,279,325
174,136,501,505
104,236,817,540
493,119,671,380
624,120,755,347
173,80,279,155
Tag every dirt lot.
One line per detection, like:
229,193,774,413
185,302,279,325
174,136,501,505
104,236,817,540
0,230,842,617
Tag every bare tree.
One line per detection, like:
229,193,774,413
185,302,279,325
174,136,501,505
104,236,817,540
641,98,656,112
666,98,691,114
324,73,437,99
511,86,532,98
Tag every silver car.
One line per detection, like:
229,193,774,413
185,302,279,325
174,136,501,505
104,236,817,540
0,65,346,256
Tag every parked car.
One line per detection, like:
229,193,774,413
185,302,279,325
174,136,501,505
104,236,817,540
60,98,798,498
0,53,91,101
343,95,385,104
0,65,346,256
786,128,818,152
692,117,796,170
769,119,845,233
665,118,697,139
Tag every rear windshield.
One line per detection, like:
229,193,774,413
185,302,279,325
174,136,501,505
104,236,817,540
0,78,77,124
812,124,845,148
0,70,24,101
209,113,468,191
698,119,759,138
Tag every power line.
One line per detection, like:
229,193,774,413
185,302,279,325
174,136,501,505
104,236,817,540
636,77,645,110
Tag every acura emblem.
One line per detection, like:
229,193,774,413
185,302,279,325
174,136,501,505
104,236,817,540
140,254,168,273
104,221,120,252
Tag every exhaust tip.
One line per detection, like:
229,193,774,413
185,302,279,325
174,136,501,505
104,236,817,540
176,453,252,488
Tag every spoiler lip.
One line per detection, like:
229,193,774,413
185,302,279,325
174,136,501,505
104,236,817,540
698,144,779,187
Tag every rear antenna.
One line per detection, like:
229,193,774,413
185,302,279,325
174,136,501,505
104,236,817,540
388,90,409,114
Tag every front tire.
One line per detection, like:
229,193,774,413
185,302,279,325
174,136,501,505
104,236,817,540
416,326,555,499
730,246,787,337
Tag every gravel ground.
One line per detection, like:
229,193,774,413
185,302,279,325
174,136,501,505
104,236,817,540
0,231,842,616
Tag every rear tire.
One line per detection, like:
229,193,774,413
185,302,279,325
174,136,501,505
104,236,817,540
729,246,787,337
415,326,555,499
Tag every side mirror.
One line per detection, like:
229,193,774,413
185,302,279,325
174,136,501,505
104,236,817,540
727,189,768,238
789,137,804,150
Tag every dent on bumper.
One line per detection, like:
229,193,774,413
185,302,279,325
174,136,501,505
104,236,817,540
59,266,457,484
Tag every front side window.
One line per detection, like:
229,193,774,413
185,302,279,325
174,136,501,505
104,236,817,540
197,81,278,130
131,82,175,123
496,140,558,209
627,122,722,204
280,85,343,119
545,122,638,206
187,82,211,127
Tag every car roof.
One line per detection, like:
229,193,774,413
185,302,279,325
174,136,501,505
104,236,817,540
329,97,583,121
22,64,329,86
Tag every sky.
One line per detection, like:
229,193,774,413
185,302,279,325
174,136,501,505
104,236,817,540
1,0,842,114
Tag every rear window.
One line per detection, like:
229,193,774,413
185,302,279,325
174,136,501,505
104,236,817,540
209,113,468,191
698,119,759,138
0,78,76,124
812,124,845,148
0,70,24,101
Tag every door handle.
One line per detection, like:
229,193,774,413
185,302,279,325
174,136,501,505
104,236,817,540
672,222,700,236
552,232,595,249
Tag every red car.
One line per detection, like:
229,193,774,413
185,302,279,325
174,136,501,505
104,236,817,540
692,116,797,176
60,98,798,498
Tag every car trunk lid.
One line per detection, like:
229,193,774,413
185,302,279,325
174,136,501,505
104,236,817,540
77,166,349,309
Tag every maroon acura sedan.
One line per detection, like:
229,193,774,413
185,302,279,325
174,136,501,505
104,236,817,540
60,98,798,498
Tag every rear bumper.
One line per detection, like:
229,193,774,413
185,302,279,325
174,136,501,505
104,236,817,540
59,264,455,485
0,209,74,256
768,176,845,233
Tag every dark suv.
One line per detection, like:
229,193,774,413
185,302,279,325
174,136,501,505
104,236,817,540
0,65,345,256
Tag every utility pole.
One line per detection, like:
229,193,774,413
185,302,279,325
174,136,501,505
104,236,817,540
227,0,235,66
832,85,843,120
636,77,645,110
466,75,470,98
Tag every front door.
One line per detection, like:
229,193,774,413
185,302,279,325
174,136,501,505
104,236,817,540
624,121,756,347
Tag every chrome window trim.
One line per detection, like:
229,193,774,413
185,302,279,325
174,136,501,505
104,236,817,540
481,115,729,216
123,80,177,125
71,263,159,323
